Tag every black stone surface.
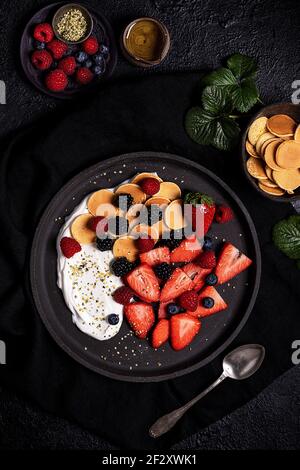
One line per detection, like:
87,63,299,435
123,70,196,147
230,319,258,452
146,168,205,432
0,0,300,450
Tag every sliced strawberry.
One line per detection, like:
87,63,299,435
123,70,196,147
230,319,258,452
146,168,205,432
160,267,193,302
188,286,227,318
170,313,201,350
140,246,170,266
124,302,155,339
152,319,169,348
170,235,202,263
215,242,252,284
182,263,212,291
158,300,173,319
126,263,160,302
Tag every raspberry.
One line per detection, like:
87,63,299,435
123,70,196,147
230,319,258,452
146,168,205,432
89,216,108,232
57,56,76,75
82,36,99,55
60,237,81,258
139,178,160,196
47,39,68,59
113,286,135,305
178,290,199,312
31,50,53,70
215,205,234,223
136,237,155,253
76,67,94,85
197,250,216,269
45,69,68,92
33,23,54,43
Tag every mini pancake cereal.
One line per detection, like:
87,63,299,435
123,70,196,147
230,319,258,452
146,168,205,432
245,112,300,197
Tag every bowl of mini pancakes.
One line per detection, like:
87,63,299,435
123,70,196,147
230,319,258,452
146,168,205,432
242,103,300,202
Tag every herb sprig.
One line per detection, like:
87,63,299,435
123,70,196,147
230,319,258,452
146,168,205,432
185,53,260,151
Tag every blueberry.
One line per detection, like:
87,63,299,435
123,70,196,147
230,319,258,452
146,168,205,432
205,273,218,286
99,44,109,56
94,54,105,65
52,61,58,69
167,303,181,315
133,295,140,302
107,314,119,325
84,59,93,68
76,51,88,63
93,64,106,76
203,236,213,250
202,297,214,308
34,40,45,50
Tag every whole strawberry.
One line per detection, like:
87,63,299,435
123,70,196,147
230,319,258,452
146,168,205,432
76,67,94,85
215,205,234,224
136,236,155,253
60,237,81,258
178,290,199,312
197,250,216,269
58,56,77,76
139,177,160,196
45,69,68,92
113,286,135,305
82,36,99,55
47,39,68,59
31,50,53,70
33,23,54,43
184,192,215,236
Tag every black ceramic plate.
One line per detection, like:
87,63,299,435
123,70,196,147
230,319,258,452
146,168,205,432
20,2,117,99
30,152,261,382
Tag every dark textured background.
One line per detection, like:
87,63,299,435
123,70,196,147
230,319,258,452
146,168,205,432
0,0,300,450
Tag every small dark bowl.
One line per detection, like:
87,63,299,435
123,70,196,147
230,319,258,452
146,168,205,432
241,103,300,203
52,3,93,44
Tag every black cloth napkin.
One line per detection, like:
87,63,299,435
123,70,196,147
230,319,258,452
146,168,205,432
0,72,299,449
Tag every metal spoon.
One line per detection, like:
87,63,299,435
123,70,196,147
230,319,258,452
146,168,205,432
149,344,265,438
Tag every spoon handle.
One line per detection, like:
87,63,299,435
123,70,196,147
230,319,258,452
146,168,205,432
149,373,227,438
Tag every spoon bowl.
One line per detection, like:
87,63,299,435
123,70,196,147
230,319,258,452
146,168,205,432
223,344,265,380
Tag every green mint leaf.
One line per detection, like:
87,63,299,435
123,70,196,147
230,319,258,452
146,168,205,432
231,78,259,113
202,67,236,88
227,53,257,80
202,86,232,115
273,215,300,259
185,107,216,145
212,117,240,151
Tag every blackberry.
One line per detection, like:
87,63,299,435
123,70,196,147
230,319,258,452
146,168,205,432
114,193,134,211
147,205,163,225
96,237,114,251
162,229,183,249
154,262,173,280
108,216,129,236
111,257,133,277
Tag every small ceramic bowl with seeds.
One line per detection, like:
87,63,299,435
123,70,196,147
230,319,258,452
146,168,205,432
53,3,93,44
241,103,300,204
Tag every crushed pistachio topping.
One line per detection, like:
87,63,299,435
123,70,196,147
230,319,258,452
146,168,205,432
56,9,87,42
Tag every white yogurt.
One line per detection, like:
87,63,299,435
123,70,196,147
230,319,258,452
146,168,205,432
57,192,123,341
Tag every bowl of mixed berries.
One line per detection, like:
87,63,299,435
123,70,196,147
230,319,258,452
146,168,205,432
20,3,117,98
